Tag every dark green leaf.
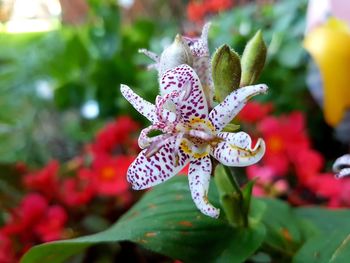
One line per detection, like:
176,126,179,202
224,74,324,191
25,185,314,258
293,230,350,263
21,176,265,263
259,198,303,254
295,207,350,234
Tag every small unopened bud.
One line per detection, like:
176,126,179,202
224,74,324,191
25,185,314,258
240,30,267,86
159,34,194,78
212,44,241,102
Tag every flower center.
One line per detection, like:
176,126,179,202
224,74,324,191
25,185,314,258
268,136,283,152
177,117,221,159
101,167,116,181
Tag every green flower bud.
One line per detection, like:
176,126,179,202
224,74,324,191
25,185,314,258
159,34,194,78
212,44,241,102
240,30,267,86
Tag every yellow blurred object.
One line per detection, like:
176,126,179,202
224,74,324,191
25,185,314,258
304,18,350,126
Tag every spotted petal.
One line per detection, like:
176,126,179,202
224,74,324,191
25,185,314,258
120,84,157,123
333,154,350,178
127,137,190,190
211,132,265,167
138,48,159,71
184,22,210,57
188,156,219,218
159,64,208,122
209,84,268,131
184,23,214,107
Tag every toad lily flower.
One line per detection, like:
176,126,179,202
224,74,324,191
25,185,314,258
121,64,267,218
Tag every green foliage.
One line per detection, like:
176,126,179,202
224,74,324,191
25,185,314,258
211,0,308,112
294,208,350,263
21,176,266,263
0,1,156,164
21,176,350,262
293,230,350,263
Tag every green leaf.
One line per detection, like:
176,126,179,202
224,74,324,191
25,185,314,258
240,30,267,86
293,230,350,263
212,44,241,102
217,223,266,263
21,176,266,263
214,165,245,227
295,207,350,234
259,198,304,255
242,180,255,220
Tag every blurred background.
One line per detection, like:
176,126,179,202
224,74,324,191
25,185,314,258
1,0,350,262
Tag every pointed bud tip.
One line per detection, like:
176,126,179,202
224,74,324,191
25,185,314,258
174,34,183,43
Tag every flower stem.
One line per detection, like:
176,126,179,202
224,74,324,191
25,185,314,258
223,166,248,227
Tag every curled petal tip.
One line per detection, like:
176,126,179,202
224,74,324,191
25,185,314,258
201,206,220,218
335,168,350,179
253,138,266,162
259,84,269,93
333,154,350,179
332,154,350,172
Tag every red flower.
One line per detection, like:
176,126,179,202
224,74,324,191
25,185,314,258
259,112,310,155
0,233,16,263
247,164,288,197
60,168,95,207
90,116,139,155
1,194,67,243
306,173,342,199
257,112,311,175
294,149,324,183
206,0,232,13
187,1,207,23
187,0,233,23
238,102,273,123
34,205,68,242
2,194,48,237
23,160,59,199
91,155,133,196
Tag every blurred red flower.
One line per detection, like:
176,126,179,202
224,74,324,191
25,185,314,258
247,164,288,197
0,233,16,263
187,1,207,23
238,101,273,123
187,0,233,23
1,194,67,243
34,205,68,242
60,168,95,207
91,155,133,196
23,160,59,200
293,148,324,183
90,116,139,155
206,0,233,13
258,112,310,175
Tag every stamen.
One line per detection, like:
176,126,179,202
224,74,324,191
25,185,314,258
188,129,216,141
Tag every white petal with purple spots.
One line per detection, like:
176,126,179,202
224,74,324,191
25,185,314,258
209,84,268,131
127,138,190,190
120,84,157,123
188,156,220,218
159,64,208,122
211,132,266,167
